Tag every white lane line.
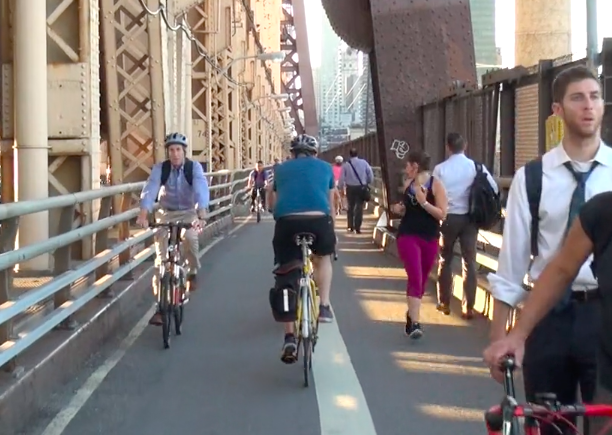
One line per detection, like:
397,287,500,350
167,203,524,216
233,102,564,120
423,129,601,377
314,322,378,435
41,216,253,435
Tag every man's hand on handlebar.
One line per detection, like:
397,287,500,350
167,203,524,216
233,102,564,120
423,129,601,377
483,333,526,383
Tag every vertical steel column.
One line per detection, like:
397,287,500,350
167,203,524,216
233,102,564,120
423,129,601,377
14,0,49,270
586,0,598,72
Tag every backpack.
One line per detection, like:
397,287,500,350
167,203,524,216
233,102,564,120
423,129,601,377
160,158,194,186
524,158,543,257
155,159,195,203
468,161,502,230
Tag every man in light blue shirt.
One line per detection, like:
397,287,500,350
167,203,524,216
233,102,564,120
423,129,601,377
338,148,374,233
136,132,210,325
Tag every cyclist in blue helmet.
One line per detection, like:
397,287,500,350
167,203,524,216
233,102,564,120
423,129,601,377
136,132,210,326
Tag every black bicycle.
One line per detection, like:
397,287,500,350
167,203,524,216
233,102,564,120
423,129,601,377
150,221,193,349
255,187,264,223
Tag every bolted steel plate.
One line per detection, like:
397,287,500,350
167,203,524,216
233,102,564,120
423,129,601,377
321,0,373,52
368,0,477,204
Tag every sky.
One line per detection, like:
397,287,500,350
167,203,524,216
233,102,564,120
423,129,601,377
305,0,612,69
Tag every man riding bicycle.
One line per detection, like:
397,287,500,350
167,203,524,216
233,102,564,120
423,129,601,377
248,160,268,212
268,134,337,363
136,132,210,326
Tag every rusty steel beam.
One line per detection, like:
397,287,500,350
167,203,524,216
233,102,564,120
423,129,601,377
322,0,476,205
280,0,317,136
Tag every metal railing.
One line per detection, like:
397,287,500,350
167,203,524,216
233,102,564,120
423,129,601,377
0,169,252,370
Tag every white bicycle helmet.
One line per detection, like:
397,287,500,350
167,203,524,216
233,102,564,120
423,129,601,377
334,155,343,163
290,134,318,154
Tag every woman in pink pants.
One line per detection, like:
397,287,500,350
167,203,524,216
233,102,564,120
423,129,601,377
391,149,447,339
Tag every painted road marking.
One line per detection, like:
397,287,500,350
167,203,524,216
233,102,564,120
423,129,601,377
314,322,378,435
41,217,253,435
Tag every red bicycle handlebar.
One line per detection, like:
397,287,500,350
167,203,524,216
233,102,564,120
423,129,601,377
485,402,612,434
485,356,612,434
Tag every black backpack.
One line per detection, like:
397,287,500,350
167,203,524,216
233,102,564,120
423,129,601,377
524,158,543,257
468,161,502,230
160,158,194,186
154,159,195,203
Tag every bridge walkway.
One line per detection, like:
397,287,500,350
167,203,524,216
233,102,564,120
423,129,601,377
26,213,503,435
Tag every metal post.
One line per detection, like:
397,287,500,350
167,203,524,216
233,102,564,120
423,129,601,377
586,0,598,72
207,68,213,172
13,0,50,271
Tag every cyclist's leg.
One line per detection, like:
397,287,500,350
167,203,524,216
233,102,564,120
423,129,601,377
150,210,170,325
309,216,336,322
250,188,257,210
176,210,200,287
273,218,301,363
260,187,267,209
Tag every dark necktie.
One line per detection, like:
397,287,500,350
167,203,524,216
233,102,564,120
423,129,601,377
553,161,599,311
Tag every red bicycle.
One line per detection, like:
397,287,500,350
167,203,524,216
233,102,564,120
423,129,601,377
485,357,612,435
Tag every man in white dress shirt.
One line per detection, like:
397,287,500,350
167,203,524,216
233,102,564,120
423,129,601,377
433,133,498,318
486,65,611,435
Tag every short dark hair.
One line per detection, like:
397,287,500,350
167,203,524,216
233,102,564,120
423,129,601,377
257,160,263,164
446,132,465,154
552,66,600,103
349,148,358,158
406,149,431,172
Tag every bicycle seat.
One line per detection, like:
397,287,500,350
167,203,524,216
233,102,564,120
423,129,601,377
272,259,303,275
294,232,316,245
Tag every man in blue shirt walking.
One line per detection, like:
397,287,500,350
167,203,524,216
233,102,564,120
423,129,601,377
136,132,210,325
338,148,374,233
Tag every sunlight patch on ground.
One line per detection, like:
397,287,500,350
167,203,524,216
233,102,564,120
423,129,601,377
391,351,489,377
417,403,484,422
338,248,382,253
355,289,470,326
391,351,483,364
344,266,405,280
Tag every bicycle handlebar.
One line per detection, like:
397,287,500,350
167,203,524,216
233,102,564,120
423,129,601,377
485,356,612,433
149,221,194,230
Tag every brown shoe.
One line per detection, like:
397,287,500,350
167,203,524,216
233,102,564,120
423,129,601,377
462,309,474,320
187,274,197,292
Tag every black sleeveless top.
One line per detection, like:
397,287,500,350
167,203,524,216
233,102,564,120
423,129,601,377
396,177,440,241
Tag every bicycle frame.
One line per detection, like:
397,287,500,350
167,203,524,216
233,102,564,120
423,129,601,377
152,223,190,305
485,357,612,435
298,240,316,339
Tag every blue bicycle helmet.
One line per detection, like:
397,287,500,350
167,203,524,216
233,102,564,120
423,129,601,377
164,132,188,148
290,134,318,154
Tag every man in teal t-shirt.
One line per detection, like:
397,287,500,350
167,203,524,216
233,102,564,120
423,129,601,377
268,134,337,364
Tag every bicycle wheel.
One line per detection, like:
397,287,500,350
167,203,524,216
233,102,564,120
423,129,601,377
174,285,184,336
301,283,312,387
160,276,172,349
256,206,261,223
302,336,312,387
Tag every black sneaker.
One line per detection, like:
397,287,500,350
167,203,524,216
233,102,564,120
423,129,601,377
280,334,297,364
404,312,412,336
436,303,451,315
408,322,423,339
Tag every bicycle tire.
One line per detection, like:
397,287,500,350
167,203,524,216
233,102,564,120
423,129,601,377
302,336,312,387
160,275,172,349
256,208,261,223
